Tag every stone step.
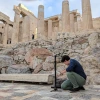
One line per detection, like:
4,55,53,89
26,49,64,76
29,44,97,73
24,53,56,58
0,74,53,84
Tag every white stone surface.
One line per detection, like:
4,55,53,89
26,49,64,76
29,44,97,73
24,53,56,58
0,74,53,84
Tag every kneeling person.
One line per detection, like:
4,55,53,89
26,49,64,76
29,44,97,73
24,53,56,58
60,55,87,92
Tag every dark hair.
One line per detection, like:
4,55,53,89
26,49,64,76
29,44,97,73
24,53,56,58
61,55,70,62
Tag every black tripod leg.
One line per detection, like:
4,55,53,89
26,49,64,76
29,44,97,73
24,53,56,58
50,55,62,92
54,55,57,90
51,55,59,92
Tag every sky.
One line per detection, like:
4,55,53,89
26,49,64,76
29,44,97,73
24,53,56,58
0,0,100,21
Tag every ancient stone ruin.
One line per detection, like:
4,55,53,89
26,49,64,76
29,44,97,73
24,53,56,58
0,0,100,85
0,0,100,46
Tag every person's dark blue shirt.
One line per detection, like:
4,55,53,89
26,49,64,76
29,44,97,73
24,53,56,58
66,59,87,80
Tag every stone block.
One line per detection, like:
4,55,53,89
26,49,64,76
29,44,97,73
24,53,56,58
33,63,43,74
14,56,18,61
1,48,14,55
25,48,52,64
45,56,60,63
17,47,25,55
78,38,88,44
72,44,81,49
6,64,31,74
67,39,73,44
43,62,54,71
74,50,83,54
0,74,53,84
82,43,88,49
29,56,43,69
84,46,91,54
57,64,66,72
94,75,100,85
0,55,13,68
88,33,98,48
18,55,25,61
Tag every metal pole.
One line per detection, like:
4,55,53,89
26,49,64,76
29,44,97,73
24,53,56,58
54,55,57,91
51,54,62,92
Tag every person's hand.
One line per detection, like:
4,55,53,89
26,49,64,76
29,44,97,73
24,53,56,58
56,71,63,77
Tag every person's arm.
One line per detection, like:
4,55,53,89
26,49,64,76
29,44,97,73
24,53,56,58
60,70,66,75
57,70,66,77
66,62,75,72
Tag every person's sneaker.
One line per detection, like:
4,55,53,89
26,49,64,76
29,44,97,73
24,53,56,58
70,87,80,93
79,86,85,90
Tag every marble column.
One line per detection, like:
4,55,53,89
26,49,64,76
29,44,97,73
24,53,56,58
58,15,62,32
74,22,78,32
48,20,52,39
62,0,70,33
70,12,75,32
12,8,20,44
82,0,93,30
29,22,33,41
77,14,82,31
3,22,8,45
53,26,58,40
22,16,30,42
37,5,44,39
